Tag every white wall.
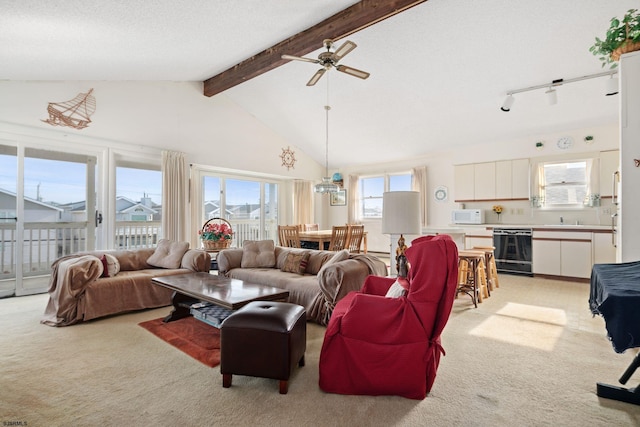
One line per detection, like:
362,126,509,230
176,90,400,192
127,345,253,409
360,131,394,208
0,81,323,180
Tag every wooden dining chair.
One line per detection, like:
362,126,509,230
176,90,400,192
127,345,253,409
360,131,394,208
328,225,349,251
278,225,301,248
303,223,319,231
345,224,365,253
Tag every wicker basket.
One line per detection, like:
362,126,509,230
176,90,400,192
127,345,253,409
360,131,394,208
200,218,233,251
611,39,640,62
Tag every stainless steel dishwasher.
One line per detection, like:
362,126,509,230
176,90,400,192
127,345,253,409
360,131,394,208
492,228,533,276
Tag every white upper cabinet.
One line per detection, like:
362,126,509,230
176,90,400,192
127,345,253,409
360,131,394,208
511,158,530,199
454,164,475,201
495,160,512,199
474,162,496,200
454,158,529,201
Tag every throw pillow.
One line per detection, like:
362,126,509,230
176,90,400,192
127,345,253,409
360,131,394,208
281,251,311,275
317,249,350,275
100,254,121,277
385,277,409,298
241,240,276,268
147,239,190,269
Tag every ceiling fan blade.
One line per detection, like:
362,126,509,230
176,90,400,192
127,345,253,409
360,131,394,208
332,40,357,61
307,68,327,86
336,65,370,80
282,54,320,64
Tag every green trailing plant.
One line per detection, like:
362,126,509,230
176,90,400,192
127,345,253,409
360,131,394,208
589,9,640,68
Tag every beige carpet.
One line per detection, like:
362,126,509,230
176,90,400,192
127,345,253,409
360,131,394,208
2,275,640,426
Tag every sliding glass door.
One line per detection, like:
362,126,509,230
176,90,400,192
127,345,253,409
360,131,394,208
0,143,98,296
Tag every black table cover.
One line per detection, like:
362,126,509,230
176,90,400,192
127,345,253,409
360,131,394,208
590,261,640,353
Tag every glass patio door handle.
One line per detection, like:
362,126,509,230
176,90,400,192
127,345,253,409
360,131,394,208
95,210,103,227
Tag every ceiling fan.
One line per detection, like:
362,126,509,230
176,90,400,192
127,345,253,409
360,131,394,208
282,39,370,86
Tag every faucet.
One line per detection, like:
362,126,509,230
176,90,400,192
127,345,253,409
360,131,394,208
560,216,564,225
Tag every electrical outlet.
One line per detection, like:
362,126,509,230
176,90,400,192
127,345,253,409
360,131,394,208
602,207,611,215
517,208,524,215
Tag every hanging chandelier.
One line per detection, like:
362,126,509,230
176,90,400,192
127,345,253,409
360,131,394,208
314,75,339,194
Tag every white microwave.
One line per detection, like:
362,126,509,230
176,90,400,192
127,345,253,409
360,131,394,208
452,209,484,224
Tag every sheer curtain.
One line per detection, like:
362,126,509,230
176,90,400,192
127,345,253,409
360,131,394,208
412,166,428,228
293,180,313,225
347,174,360,224
161,150,188,242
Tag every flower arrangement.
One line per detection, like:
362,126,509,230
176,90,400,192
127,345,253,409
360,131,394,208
492,205,503,215
199,220,233,241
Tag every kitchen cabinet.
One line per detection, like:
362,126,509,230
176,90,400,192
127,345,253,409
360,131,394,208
532,239,561,276
461,226,493,249
593,231,616,264
454,164,475,201
599,150,619,198
532,231,592,279
511,158,530,199
474,162,496,200
495,161,511,199
455,158,529,202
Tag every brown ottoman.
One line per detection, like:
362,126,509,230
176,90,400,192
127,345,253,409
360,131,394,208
220,301,306,394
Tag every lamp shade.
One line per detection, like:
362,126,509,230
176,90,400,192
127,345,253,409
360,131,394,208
382,191,422,235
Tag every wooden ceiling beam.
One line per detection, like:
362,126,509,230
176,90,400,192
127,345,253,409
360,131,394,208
203,0,428,97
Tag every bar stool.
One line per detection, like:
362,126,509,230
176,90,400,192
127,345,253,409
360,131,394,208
472,246,500,291
457,250,489,308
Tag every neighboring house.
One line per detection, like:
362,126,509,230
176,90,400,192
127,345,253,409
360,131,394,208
115,196,158,222
0,188,62,222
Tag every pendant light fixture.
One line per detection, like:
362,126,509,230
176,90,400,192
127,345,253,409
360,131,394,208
314,74,339,194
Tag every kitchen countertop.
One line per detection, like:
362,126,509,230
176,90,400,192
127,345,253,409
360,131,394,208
449,223,612,232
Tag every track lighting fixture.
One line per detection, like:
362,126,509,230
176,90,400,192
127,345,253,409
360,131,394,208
500,70,618,112
500,94,515,112
605,75,619,96
545,87,557,105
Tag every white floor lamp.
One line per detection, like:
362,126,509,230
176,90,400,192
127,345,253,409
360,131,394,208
382,191,422,277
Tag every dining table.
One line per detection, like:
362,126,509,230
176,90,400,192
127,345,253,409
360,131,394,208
298,229,367,253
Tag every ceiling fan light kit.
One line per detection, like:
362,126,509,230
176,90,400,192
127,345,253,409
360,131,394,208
500,70,618,112
282,39,370,86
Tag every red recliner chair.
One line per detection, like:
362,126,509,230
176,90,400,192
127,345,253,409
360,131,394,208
318,234,459,400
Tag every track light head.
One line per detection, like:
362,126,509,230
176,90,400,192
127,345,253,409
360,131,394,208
545,87,557,105
605,76,619,96
501,94,515,112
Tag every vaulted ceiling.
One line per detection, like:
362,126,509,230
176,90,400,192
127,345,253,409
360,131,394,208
1,1,635,168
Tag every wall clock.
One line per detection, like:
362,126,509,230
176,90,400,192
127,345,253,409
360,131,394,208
434,186,448,202
556,136,574,150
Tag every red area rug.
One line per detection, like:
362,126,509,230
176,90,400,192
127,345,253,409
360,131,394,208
139,317,221,367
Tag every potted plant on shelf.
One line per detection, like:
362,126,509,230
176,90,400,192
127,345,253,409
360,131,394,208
590,8,640,68
199,218,233,250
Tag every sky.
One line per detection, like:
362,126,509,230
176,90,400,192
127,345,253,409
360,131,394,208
0,154,161,205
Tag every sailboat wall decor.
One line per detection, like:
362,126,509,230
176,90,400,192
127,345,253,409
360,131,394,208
42,88,96,130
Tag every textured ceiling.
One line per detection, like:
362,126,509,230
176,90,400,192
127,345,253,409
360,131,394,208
1,0,635,168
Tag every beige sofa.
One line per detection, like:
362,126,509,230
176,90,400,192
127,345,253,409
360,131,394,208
217,241,387,325
42,241,211,327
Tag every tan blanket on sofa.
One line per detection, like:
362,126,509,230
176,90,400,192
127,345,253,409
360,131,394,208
41,255,103,327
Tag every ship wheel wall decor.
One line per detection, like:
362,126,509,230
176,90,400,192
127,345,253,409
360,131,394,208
42,88,96,130
280,146,296,170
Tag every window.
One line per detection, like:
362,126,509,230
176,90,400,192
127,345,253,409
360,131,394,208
359,173,412,218
536,160,592,207
202,174,279,245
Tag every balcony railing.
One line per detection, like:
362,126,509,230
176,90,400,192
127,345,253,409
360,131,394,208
0,219,278,280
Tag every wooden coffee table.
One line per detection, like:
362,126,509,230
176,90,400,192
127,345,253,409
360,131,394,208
151,272,289,322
